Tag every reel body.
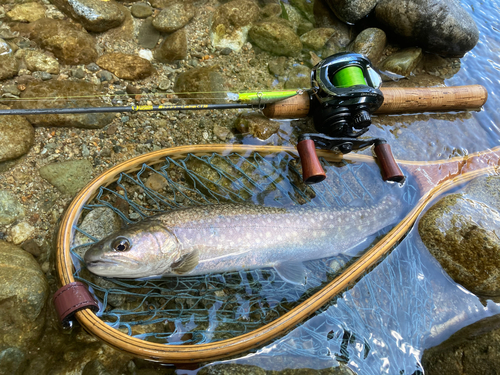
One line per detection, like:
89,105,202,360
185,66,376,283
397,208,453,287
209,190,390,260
298,52,403,184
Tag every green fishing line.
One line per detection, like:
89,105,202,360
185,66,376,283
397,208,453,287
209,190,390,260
332,66,366,88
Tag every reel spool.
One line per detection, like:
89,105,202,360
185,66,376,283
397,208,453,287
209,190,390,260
298,52,403,184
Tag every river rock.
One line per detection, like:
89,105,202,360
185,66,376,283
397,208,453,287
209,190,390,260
0,241,49,350
313,0,353,48
8,221,35,245
249,21,302,57
300,28,336,51
152,2,195,33
375,0,479,57
0,191,24,225
324,0,378,24
26,18,97,65
49,0,125,32
234,112,280,140
198,364,266,375
13,81,114,128
0,39,18,80
154,28,187,63
379,47,422,77
149,0,186,8
138,17,160,49
131,2,152,18
39,159,94,196
7,2,45,22
174,66,225,104
285,64,310,89
421,314,500,375
96,53,153,80
23,50,59,74
289,0,315,23
418,186,500,299
0,115,34,162
0,347,27,375
350,27,386,63
210,0,260,52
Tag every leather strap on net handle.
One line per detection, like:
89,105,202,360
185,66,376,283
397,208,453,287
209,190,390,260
53,282,99,327
262,84,488,119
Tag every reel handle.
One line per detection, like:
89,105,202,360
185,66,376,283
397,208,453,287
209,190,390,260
373,140,405,182
297,139,326,184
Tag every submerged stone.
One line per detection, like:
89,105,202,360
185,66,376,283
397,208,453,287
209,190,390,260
0,241,49,350
0,38,18,80
39,159,94,196
422,314,500,375
130,2,152,18
249,21,302,57
152,2,195,33
7,2,46,22
234,112,280,140
174,66,225,104
49,0,125,32
379,47,422,77
97,53,153,80
23,50,60,74
324,0,378,24
26,18,97,65
0,190,24,225
350,28,386,64
375,0,479,57
285,64,311,89
154,28,187,63
138,17,160,49
13,81,114,128
418,179,500,299
0,114,34,162
300,28,336,51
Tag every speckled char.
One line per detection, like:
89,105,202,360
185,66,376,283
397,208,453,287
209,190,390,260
158,196,401,276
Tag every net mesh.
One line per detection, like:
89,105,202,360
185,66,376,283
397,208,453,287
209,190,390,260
70,151,416,345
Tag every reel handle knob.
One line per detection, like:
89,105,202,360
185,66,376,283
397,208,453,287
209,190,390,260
374,141,405,182
297,139,326,184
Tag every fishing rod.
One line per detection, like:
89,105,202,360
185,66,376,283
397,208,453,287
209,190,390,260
1,52,488,185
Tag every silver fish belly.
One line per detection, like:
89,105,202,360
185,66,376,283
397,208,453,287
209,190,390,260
84,195,402,284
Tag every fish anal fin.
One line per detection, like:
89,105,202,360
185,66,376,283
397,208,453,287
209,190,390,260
171,250,199,274
274,262,307,285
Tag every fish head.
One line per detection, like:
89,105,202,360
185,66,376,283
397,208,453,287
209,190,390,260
84,221,179,278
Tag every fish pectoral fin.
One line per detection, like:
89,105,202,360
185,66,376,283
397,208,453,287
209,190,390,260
171,250,199,275
274,262,307,286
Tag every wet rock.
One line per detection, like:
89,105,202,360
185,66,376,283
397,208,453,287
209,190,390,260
149,0,185,8
289,0,315,23
97,53,153,80
281,2,307,32
0,115,34,162
379,47,422,77
7,2,45,22
144,173,168,192
234,112,280,140
174,66,225,104
82,359,112,375
313,0,353,48
131,2,152,18
0,26,17,40
152,2,195,33
39,159,94,196
0,39,18,80
325,0,378,24
13,81,114,128
8,221,35,245
418,185,500,299
213,124,231,141
261,3,281,18
138,17,161,49
26,18,97,65
49,0,125,32
268,56,288,76
0,347,28,375
463,175,500,210
23,50,59,74
421,53,461,79
0,191,24,225
198,364,266,375
375,0,479,57
350,27,386,64
210,0,260,52
0,241,49,349
154,28,187,63
285,64,310,89
300,28,336,51
249,21,302,57
422,314,500,375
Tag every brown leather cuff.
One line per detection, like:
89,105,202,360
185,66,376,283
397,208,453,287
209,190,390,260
53,282,99,327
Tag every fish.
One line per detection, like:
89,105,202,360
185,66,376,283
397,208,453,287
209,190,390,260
84,195,402,285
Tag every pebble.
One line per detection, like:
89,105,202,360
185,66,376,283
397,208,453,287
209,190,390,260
8,221,35,245
0,191,24,225
39,159,94,196
131,2,152,19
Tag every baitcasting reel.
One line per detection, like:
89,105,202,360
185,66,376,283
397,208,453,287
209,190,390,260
298,52,404,184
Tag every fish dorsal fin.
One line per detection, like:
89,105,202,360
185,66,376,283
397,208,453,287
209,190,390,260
274,262,307,285
171,250,199,275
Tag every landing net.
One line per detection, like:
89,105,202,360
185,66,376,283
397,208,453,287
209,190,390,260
70,151,416,345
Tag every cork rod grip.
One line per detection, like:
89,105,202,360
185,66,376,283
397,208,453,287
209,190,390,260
262,85,487,118
376,85,488,114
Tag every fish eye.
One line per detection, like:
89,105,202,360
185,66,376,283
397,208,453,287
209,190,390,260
111,237,131,252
